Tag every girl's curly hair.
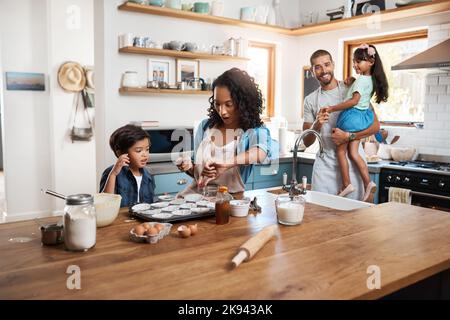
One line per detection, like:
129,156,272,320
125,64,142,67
206,68,264,131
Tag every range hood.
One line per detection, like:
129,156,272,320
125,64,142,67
391,39,450,71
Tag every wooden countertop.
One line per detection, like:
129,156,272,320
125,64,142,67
1,190,449,300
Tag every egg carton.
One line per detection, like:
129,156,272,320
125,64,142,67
129,222,172,244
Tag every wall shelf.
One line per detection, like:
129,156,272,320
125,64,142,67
117,2,293,35
291,0,450,36
119,46,249,61
119,87,211,95
118,0,450,36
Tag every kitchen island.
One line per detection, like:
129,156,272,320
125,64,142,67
0,189,449,299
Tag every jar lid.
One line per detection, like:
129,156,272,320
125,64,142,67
66,194,93,205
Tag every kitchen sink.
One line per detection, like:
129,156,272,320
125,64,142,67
259,188,373,211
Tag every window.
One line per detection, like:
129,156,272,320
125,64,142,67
247,41,276,118
344,30,428,125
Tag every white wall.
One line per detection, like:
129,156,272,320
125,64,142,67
221,0,300,28
94,0,302,182
0,0,52,216
47,0,96,202
0,0,95,217
294,12,450,156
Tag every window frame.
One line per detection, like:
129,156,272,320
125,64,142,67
343,29,428,127
248,41,276,119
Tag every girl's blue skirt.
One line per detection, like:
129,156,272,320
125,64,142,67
336,108,374,133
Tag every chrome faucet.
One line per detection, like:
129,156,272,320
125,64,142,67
282,129,324,198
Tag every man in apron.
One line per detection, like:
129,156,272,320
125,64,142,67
303,50,380,201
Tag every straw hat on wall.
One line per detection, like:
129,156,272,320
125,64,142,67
58,61,86,92
84,66,95,93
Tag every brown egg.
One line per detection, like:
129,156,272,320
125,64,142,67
188,224,198,236
154,223,164,232
134,225,146,236
177,225,191,238
142,223,151,230
146,227,159,236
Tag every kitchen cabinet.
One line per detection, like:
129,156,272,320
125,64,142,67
152,161,314,195
369,172,380,204
153,172,193,195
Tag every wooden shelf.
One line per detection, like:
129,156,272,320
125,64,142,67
119,46,249,61
119,87,211,95
118,0,450,36
117,2,294,35
291,0,450,36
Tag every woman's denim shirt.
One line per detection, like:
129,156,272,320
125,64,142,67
193,119,279,184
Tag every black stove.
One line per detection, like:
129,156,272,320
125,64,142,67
388,160,450,172
379,160,450,212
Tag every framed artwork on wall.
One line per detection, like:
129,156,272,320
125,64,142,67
176,59,200,83
5,72,45,91
147,58,172,84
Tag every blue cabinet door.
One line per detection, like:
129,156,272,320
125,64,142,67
369,173,380,204
253,163,292,183
250,163,291,190
153,172,193,195
297,163,314,184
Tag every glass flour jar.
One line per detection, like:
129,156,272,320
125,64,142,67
63,194,96,252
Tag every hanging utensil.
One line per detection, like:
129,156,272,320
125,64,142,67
41,189,67,200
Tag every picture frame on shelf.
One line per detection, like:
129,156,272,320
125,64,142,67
147,58,173,84
176,59,200,83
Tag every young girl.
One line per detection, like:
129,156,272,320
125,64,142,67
100,124,155,207
324,44,388,201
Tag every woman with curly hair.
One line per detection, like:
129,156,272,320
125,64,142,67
176,68,277,196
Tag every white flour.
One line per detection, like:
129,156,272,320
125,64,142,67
64,213,96,251
276,202,305,225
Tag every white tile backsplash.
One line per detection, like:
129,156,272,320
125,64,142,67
395,23,450,157
383,73,449,156
439,75,450,85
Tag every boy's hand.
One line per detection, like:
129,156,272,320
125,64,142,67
344,76,355,86
112,154,130,176
176,157,193,172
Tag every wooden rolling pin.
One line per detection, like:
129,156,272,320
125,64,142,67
231,224,277,269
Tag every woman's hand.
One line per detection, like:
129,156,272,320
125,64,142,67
198,161,234,188
176,157,193,172
112,154,130,176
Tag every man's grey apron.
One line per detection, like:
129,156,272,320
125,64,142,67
311,82,365,200
178,128,245,197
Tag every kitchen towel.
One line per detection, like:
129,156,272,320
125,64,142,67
388,187,412,204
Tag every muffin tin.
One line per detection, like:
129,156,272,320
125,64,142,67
129,222,172,244
130,200,215,223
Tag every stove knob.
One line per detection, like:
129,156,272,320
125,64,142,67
438,181,445,189
386,175,392,182
403,177,410,184
395,176,401,183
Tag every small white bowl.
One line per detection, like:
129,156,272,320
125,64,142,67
230,199,250,217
